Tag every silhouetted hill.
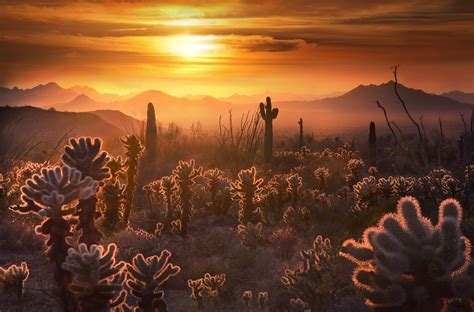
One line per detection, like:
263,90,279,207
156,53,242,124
442,91,474,105
90,110,144,133
0,82,78,107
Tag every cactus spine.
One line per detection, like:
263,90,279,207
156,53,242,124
369,121,376,166
145,102,158,160
259,96,278,163
340,197,474,310
121,135,144,228
298,118,304,150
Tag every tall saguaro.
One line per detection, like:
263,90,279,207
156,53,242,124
260,96,278,163
145,102,157,159
298,118,304,150
369,121,377,166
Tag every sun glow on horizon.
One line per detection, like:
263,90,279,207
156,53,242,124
165,34,221,58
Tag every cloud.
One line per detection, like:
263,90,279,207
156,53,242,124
224,36,306,52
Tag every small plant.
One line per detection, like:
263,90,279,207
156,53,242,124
257,291,269,309
121,135,144,228
340,197,474,310
289,298,309,312
313,167,330,190
242,290,253,306
376,176,396,199
232,167,264,225
394,176,415,196
0,262,29,301
345,158,365,187
353,176,378,210
260,96,279,163
202,273,226,303
237,222,264,249
126,250,181,312
62,243,125,312
188,278,205,309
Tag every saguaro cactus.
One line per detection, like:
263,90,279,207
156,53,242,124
369,121,376,166
259,96,278,163
340,197,474,311
298,118,304,150
121,135,144,228
62,137,110,245
146,102,158,159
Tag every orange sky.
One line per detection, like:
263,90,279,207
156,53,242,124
0,0,473,96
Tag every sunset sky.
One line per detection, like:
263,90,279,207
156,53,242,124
1,0,472,97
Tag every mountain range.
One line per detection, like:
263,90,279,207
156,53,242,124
1,81,472,131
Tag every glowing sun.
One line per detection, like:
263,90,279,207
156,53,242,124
167,35,220,58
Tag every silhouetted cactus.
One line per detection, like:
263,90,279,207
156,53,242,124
159,175,177,228
126,250,181,312
62,243,125,312
172,160,202,237
267,174,289,218
257,291,269,309
298,118,304,150
340,197,474,310
286,173,302,208
121,135,144,228
188,278,205,309
62,137,110,245
204,168,231,215
314,167,330,191
369,121,376,166
11,165,99,311
146,102,158,159
242,290,253,306
394,176,415,197
237,222,264,249
289,298,309,312
345,158,365,187
202,273,226,302
232,167,264,225
376,177,396,199
0,262,29,301
259,96,278,163
101,180,125,234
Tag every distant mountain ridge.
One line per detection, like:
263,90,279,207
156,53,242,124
442,91,474,105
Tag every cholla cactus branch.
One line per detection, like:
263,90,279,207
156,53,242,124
188,278,204,309
0,262,29,300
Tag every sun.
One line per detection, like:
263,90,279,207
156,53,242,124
166,35,220,58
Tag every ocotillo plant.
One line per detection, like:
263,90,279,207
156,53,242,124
298,118,304,150
231,167,264,225
11,166,99,311
126,250,181,312
369,121,376,166
146,102,158,160
0,262,29,301
62,137,110,245
121,135,144,228
340,197,474,311
172,160,202,237
259,96,278,163
62,243,126,312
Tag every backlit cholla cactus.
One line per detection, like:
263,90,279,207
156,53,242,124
282,236,338,311
142,180,160,211
283,206,310,231
202,273,226,301
242,290,253,306
101,180,125,234
173,160,202,238
237,222,264,249
345,159,365,187
232,167,264,225
0,174,7,216
121,135,144,228
62,243,125,312
376,177,396,199
257,291,269,309
188,278,205,309
394,176,415,197
353,176,378,211
267,174,289,216
7,161,43,203
441,175,462,197
11,165,98,310
368,166,378,177
286,173,302,208
159,175,177,227
62,137,111,245
314,167,330,191
289,298,310,312
204,168,232,216
127,250,181,312
0,262,29,300
340,197,474,311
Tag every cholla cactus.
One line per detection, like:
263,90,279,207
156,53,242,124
282,236,338,311
242,290,253,306
121,135,144,228
232,167,264,225
202,273,226,299
268,174,289,216
126,250,181,312
204,168,231,216
289,298,309,312
441,175,462,197
353,176,378,211
106,156,125,181
376,176,396,199
257,291,269,309
0,262,29,300
314,167,330,190
368,166,378,177
283,206,310,231
345,159,365,186
188,278,205,309
6,161,43,203
62,137,110,245
11,165,98,310
394,176,415,197
237,222,264,249
286,173,302,208
340,197,474,310
101,180,125,234
62,243,125,312
173,160,202,237
159,175,177,226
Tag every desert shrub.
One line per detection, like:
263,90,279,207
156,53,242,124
340,197,474,311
